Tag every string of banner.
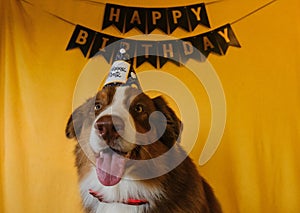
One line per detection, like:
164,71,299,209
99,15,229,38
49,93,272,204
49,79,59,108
22,0,277,68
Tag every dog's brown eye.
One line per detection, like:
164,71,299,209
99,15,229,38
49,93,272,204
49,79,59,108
94,103,102,111
134,104,144,113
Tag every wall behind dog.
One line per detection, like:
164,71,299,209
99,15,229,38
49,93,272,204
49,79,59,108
1,0,299,212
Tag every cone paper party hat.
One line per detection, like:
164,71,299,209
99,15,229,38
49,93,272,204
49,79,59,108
103,48,142,90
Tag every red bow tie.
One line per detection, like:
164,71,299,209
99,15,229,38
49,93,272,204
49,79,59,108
89,189,149,206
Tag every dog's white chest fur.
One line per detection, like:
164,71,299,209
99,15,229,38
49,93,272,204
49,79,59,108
80,167,163,213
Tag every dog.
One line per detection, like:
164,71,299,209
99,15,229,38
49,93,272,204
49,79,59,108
65,85,222,213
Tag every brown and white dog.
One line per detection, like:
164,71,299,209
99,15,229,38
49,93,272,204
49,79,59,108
65,85,222,213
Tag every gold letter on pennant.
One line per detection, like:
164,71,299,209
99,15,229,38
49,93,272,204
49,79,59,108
152,11,162,25
100,37,110,52
162,43,174,58
182,41,194,55
130,10,142,24
218,28,230,43
75,30,88,45
203,36,214,51
172,10,182,24
141,44,153,59
109,7,120,22
190,7,202,21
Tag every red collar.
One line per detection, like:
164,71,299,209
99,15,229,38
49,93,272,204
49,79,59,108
89,189,149,206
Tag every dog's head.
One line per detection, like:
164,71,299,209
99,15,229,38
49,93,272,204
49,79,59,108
66,86,182,186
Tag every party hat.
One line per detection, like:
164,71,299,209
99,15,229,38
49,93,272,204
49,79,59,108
103,47,142,90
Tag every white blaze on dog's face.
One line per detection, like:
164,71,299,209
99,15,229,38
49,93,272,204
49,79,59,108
90,86,137,155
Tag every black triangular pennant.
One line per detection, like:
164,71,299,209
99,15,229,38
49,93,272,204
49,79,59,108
179,37,206,63
124,7,147,34
102,4,127,33
89,33,119,63
187,3,210,31
147,8,168,34
158,40,180,67
194,31,222,57
136,41,158,68
66,25,96,57
214,24,241,54
167,6,190,33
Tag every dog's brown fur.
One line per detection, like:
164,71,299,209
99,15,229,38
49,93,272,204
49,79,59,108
66,86,222,213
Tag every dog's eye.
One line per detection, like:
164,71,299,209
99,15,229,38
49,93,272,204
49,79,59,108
94,103,102,111
134,104,144,113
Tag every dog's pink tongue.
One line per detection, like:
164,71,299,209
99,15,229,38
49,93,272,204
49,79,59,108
96,151,126,186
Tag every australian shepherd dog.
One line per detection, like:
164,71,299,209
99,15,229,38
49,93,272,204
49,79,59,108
65,85,222,213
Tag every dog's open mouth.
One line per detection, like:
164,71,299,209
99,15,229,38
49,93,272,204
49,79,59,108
96,147,132,186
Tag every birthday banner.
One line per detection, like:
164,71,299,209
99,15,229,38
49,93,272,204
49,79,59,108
66,23,241,68
102,3,211,34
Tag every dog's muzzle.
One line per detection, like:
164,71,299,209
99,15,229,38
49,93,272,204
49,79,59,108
94,115,125,145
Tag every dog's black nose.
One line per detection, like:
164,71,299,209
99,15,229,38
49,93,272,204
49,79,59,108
95,115,125,141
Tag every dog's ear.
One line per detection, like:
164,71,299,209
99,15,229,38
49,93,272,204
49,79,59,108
152,96,183,148
65,114,76,139
65,97,95,139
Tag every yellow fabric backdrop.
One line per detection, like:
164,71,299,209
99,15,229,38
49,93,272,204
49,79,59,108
1,0,299,212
